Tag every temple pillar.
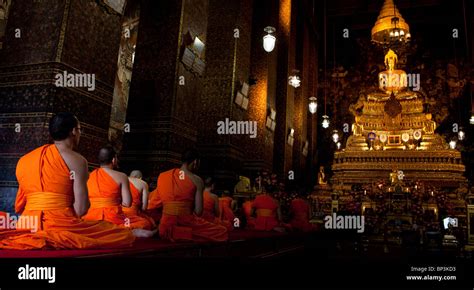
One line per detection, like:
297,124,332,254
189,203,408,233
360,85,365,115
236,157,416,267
242,0,275,177
273,0,294,180
121,0,208,186
291,0,312,187
197,0,255,189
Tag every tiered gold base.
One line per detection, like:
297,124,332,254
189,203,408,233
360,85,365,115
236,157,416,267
332,149,466,186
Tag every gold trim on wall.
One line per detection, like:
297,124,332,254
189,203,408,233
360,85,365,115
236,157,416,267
55,0,71,62
171,0,186,118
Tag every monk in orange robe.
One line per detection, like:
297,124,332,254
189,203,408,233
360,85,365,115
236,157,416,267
202,177,220,223
83,147,156,235
202,177,232,230
242,199,255,229
0,113,135,249
146,180,163,224
126,170,156,229
158,149,228,242
289,196,316,232
252,192,286,232
219,191,236,230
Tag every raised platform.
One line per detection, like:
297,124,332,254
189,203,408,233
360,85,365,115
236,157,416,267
332,149,466,186
0,229,312,258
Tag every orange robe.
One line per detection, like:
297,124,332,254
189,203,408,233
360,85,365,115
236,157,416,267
202,190,217,223
202,191,232,231
0,144,134,250
146,183,163,223
83,168,152,230
122,182,156,230
252,194,280,231
158,168,228,242
289,198,316,232
242,200,255,229
219,197,235,230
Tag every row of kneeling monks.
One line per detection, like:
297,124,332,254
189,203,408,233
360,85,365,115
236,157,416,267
0,113,314,250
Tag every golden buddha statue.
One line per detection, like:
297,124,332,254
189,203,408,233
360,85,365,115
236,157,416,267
318,166,328,185
331,14,464,186
424,113,436,134
385,49,397,71
390,169,400,185
322,0,467,236
352,116,363,136
378,49,408,94
234,175,251,193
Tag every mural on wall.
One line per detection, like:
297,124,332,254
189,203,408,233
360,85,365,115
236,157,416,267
98,0,127,15
109,4,140,151
0,0,11,49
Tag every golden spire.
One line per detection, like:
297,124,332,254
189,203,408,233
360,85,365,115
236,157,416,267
371,0,410,44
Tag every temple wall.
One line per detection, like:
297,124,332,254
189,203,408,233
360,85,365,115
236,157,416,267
0,0,122,212
121,0,185,184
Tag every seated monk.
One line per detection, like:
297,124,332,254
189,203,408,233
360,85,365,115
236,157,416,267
252,190,288,232
83,147,156,236
289,195,316,232
219,191,236,230
242,199,255,229
146,180,163,224
202,177,232,230
127,170,156,230
158,148,228,242
202,177,220,223
0,112,135,249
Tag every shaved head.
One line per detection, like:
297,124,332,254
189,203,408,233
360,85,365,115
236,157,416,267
98,146,116,165
130,170,143,178
181,147,200,173
182,148,199,164
49,112,78,141
204,177,214,187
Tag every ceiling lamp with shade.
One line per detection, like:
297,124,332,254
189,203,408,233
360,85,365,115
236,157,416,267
371,0,411,45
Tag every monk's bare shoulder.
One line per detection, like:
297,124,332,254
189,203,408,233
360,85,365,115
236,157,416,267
60,148,88,171
107,170,128,184
118,171,130,184
184,171,202,187
191,174,204,188
138,178,148,190
129,177,146,191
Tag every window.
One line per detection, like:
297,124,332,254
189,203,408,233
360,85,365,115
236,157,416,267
266,108,276,132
